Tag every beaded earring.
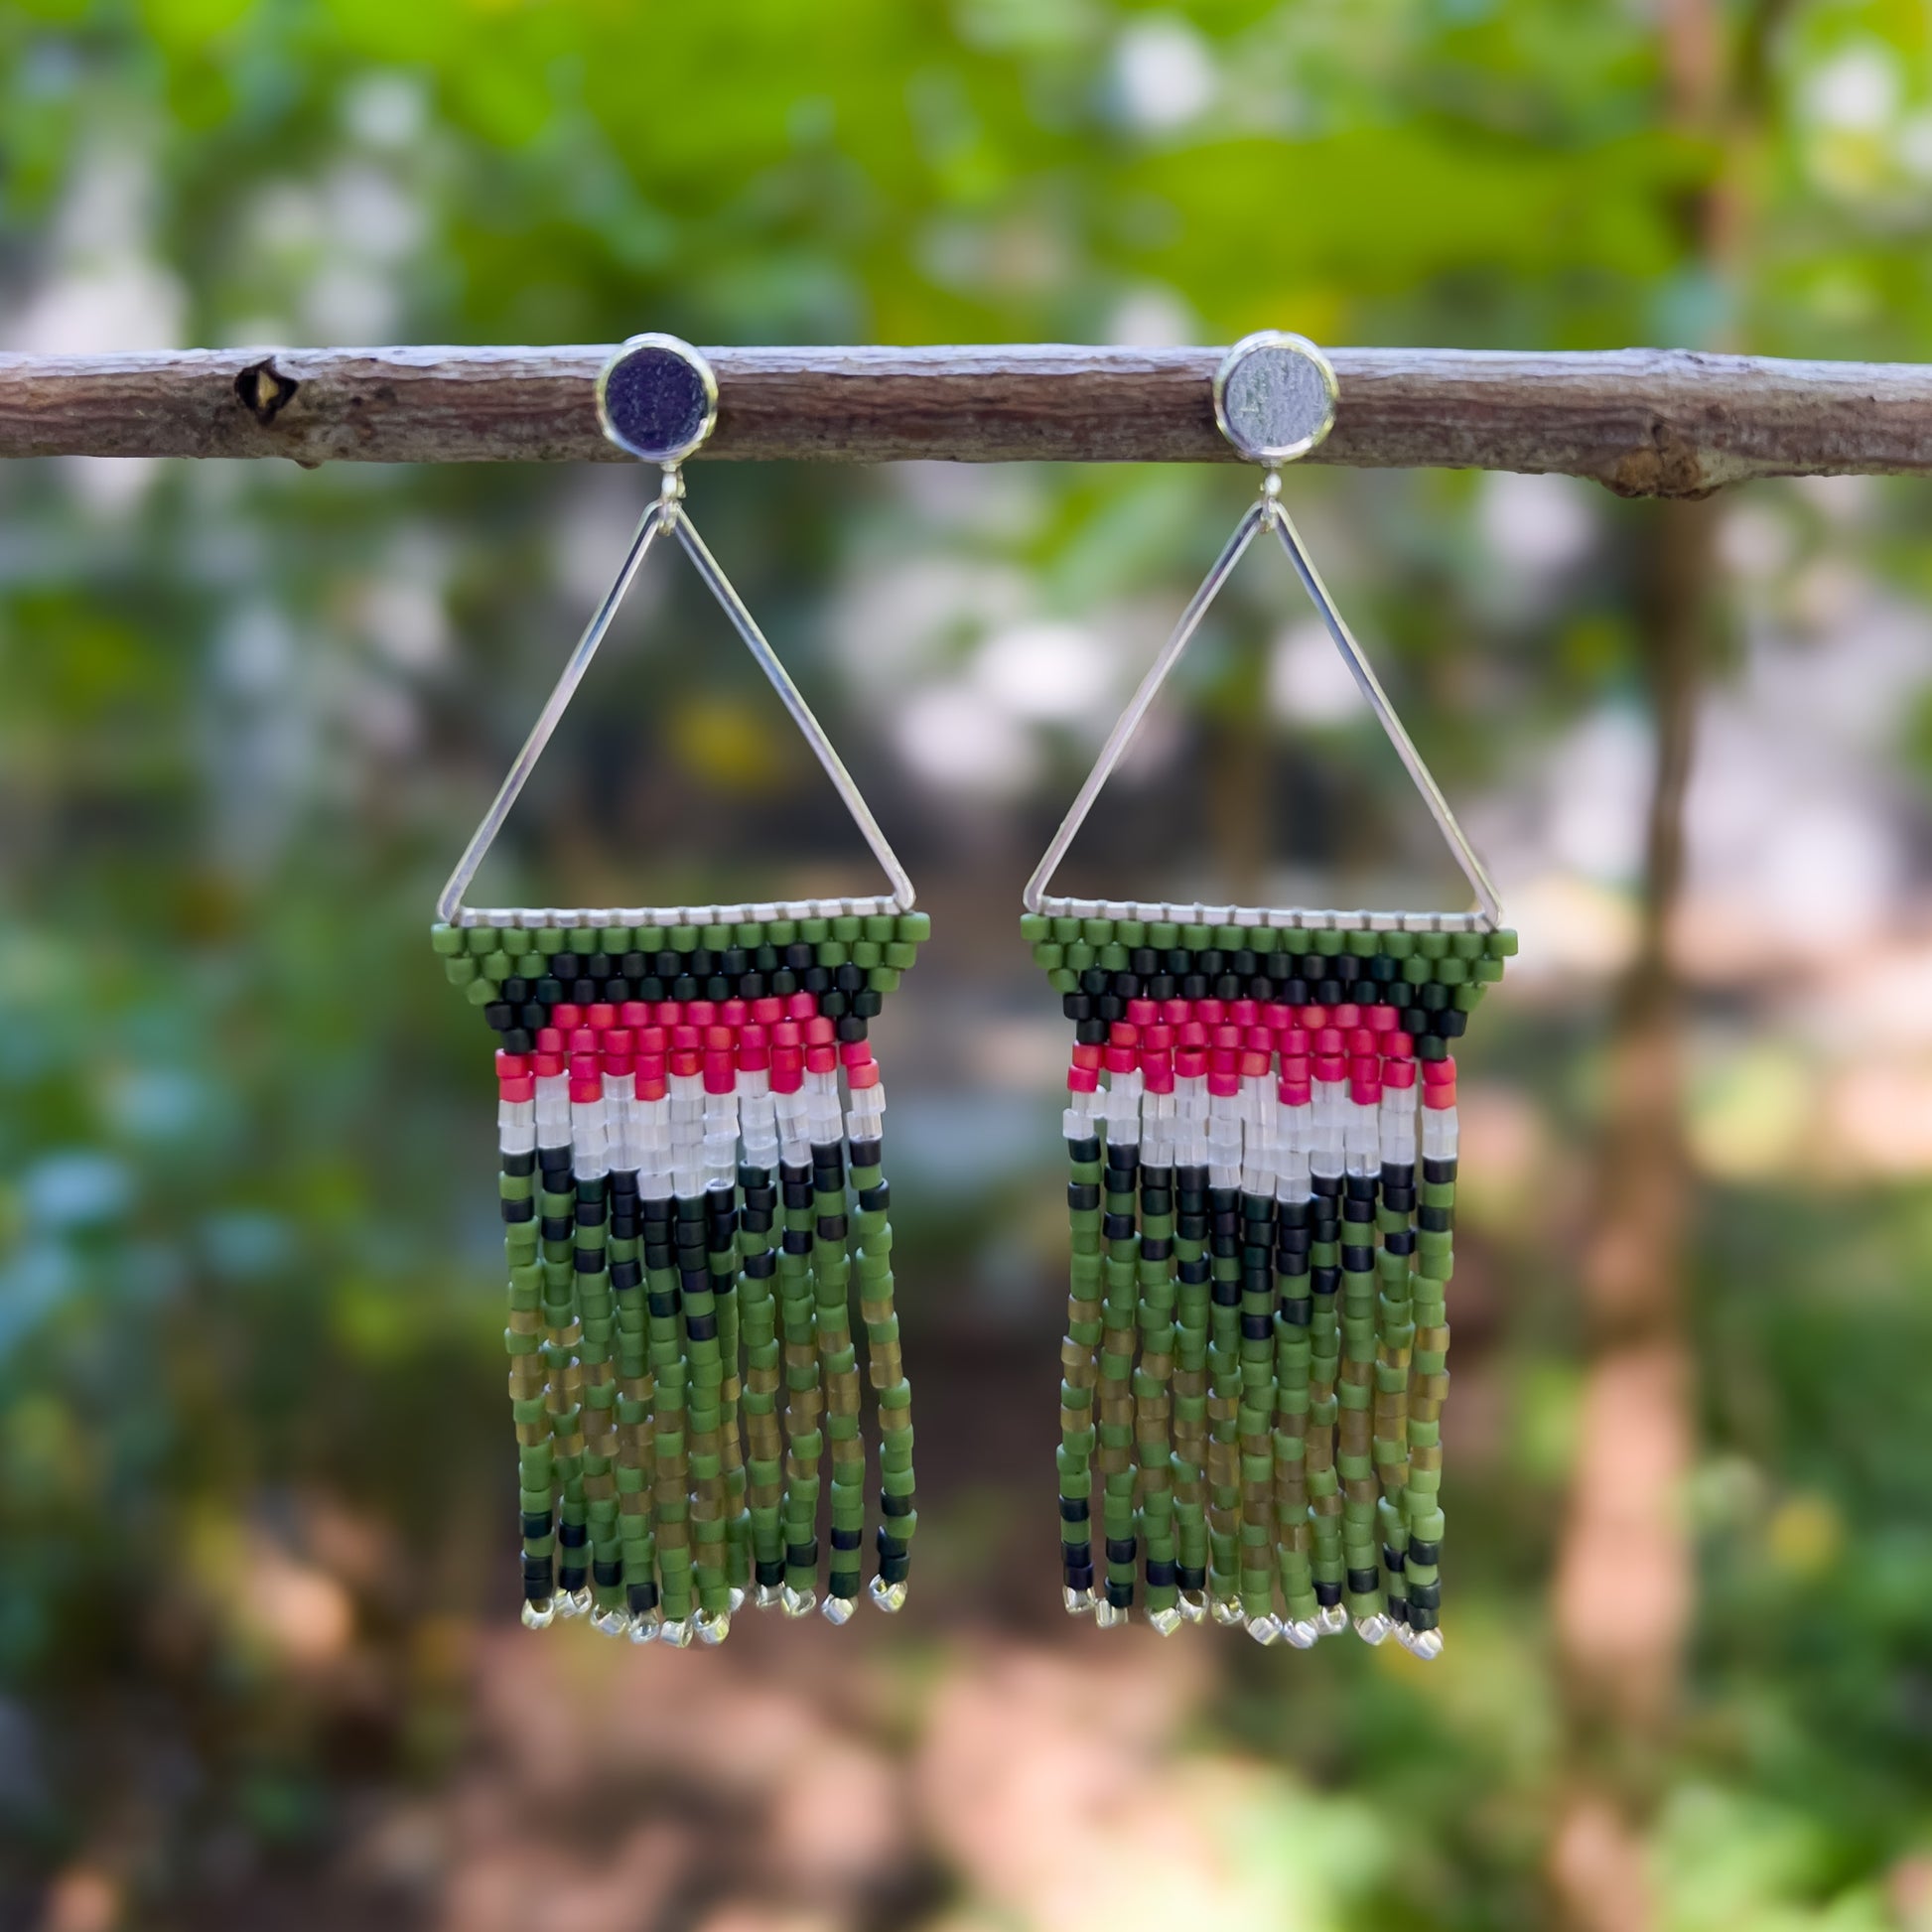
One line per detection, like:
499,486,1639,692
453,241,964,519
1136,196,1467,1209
432,336,926,1647
1022,334,1516,1656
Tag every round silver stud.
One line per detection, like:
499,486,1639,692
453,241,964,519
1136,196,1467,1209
1212,331,1338,465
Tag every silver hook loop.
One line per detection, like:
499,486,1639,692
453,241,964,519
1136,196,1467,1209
1023,332,1502,927
435,334,915,924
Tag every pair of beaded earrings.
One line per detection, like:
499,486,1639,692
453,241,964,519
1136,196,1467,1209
429,332,1514,1655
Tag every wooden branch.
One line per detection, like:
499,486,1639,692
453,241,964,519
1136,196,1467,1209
0,343,1928,495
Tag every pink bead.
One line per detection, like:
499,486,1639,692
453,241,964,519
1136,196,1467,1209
671,1049,700,1077
703,1051,735,1094
1367,1006,1397,1034
1127,999,1158,1026
1178,1022,1207,1049
1422,1082,1455,1110
1210,1047,1237,1077
587,1003,617,1032
500,1076,535,1103
620,1001,650,1028
656,1001,682,1027
806,1045,837,1074
535,1028,563,1053
839,1039,872,1066
1282,1028,1310,1055
569,1052,599,1078
1332,1003,1360,1030
1300,1005,1323,1030
603,1052,633,1078
671,1025,699,1051
1110,1022,1140,1047
1386,1032,1414,1058
1351,1076,1381,1106
1176,1047,1207,1079
1316,1029,1343,1055
686,1000,715,1027
1163,998,1189,1025
552,1003,583,1032
1067,1065,1100,1093
1241,1048,1270,1078
1279,1078,1311,1106
720,998,747,1027
1422,1058,1457,1086
636,1026,666,1053
1208,1068,1239,1097
848,1059,880,1089
1106,1045,1135,1074
1314,1055,1346,1081
635,1052,666,1084
533,1052,563,1077
1264,1003,1292,1033
1146,1024,1174,1051
805,1016,835,1046
1383,1059,1416,1088
495,1051,531,1079
1072,1041,1103,1069
1198,999,1224,1026
752,996,783,1026
770,1052,803,1094
1230,999,1257,1027
1281,1054,1311,1082
635,1072,667,1102
570,1076,602,1103
786,992,816,1021
1145,1055,1174,1094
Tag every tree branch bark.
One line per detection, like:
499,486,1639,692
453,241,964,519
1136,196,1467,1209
0,344,1927,493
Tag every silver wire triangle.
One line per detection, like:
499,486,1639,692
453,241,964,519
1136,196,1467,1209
438,488,914,924
1023,487,1502,927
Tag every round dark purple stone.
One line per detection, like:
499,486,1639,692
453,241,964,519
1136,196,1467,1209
600,343,713,461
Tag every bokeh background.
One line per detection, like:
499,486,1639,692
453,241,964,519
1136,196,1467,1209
5,4,1932,1929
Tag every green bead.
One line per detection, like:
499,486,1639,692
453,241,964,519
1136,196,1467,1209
430,923,464,955
1486,927,1519,957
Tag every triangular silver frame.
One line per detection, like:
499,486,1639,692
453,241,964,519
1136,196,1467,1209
1023,337,1502,932
437,473,915,927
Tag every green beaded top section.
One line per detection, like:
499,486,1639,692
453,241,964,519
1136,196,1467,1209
1018,913,1513,996
434,911,929,958
429,914,930,1009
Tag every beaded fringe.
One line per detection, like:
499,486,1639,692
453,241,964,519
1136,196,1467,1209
1025,910,1517,1654
435,910,927,1645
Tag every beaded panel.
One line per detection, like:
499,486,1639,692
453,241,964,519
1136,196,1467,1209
437,909,929,1646
1021,909,1518,1655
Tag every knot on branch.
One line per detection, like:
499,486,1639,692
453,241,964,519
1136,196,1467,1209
234,356,300,427
1603,414,1718,500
